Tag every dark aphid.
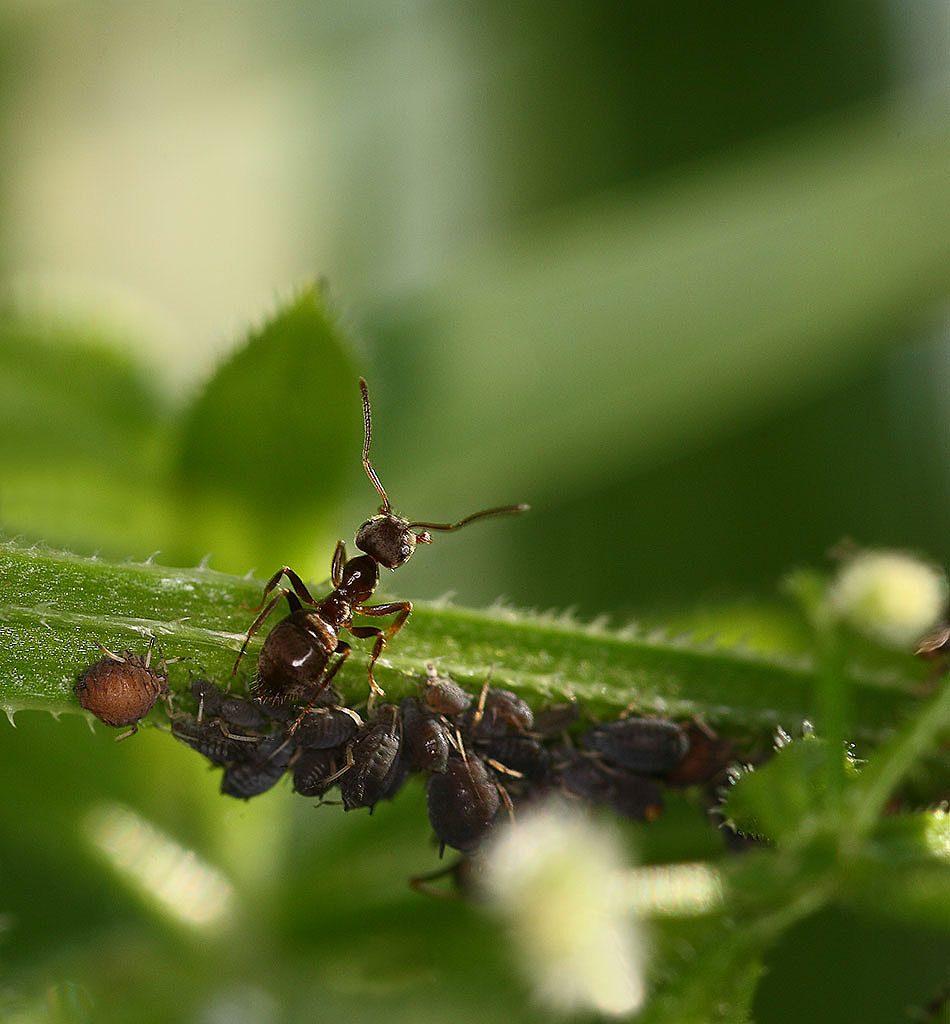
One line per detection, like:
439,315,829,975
421,663,473,716
169,713,257,766
293,747,344,798
531,702,580,738
583,717,689,776
665,720,734,787
426,755,500,854
190,677,272,730
295,706,361,751
479,734,550,783
605,769,665,822
464,686,534,738
339,704,403,811
232,378,527,705
401,697,451,773
221,731,295,800
558,751,664,822
75,643,168,738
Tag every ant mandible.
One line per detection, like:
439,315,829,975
233,377,528,709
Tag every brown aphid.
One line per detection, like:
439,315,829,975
75,644,168,739
422,663,473,716
232,378,527,708
426,754,501,854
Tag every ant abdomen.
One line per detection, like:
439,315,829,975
253,610,336,705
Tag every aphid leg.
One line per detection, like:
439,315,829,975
495,780,516,823
232,589,291,676
322,744,356,786
450,726,467,761
409,859,467,900
215,723,259,743
472,679,490,730
95,644,126,663
485,757,525,779
114,724,139,743
143,634,156,669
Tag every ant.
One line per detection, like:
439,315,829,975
233,377,528,711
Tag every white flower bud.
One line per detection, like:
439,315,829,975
480,800,647,1018
829,550,947,647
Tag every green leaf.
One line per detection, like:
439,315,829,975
0,314,173,557
175,285,360,576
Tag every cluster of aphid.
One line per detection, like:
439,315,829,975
176,663,733,858
74,377,733,863
78,649,733,858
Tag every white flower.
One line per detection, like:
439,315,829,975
828,550,947,647
479,800,647,1018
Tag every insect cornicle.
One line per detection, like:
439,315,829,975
232,378,528,712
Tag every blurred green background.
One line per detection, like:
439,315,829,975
1,2,949,1022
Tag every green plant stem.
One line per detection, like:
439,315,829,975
0,541,928,748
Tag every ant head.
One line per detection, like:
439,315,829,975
356,377,529,570
355,514,432,570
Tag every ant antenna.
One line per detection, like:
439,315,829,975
410,504,530,532
359,377,391,512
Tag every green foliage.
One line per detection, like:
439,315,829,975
176,285,360,572
1,295,948,1024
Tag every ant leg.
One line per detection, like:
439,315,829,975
331,541,347,587
232,590,288,676
246,566,320,612
349,627,387,704
354,601,413,697
356,600,413,635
